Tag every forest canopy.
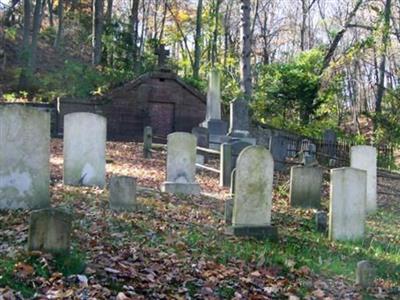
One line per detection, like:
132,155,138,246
0,0,399,144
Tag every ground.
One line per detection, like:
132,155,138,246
0,139,399,299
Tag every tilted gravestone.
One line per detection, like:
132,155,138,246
232,146,277,239
109,176,137,211
329,167,366,241
28,208,72,254
351,145,377,213
0,105,50,210
161,132,201,195
289,166,323,209
64,113,107,188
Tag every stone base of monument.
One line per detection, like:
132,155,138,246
226,225,278,240
161,182,201,195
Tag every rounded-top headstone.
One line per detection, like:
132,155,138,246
350,145,377,213
233,146,274,226
166,132,197,183
0,105,50,210
64,112,107,187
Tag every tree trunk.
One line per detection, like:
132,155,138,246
54,0,64,49
131,0,139,72
47,0,53,27
92,0,104,65
375,0,392,113
29,0,45,71
105,0,113,23
18,0,31,89
240,0,252,99
211,0,221,67
193,0,203,78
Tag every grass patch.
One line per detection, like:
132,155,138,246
53,249,87,276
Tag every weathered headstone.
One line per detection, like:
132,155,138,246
229,98,250,135
356,260,376,288
350,145,377,213
0,105,50,210
315,211,327,232
28,208,72,254
323,129,337,157
329,167,367,241
64,113,107,188
192,127,209,148
299,139,317,166
220,143,233,187
192,127,209,164
161,132,201,195
269,135,288,171
232,146,277,239
109,176,137,211
143,126,153,159
289,166,323,209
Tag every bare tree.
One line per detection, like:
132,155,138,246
240,0,252,99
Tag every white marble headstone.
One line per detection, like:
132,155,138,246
0,105,50,209
350,145,377,213
63,112,106,187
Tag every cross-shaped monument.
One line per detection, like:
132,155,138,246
154,44,170,69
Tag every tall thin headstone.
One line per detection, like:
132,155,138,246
64,113,107,187
0,105,50,210
161,132,201,195
351,145,377,213
232,146,277,239
329,167,366,241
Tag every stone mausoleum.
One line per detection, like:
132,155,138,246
58,69,206,141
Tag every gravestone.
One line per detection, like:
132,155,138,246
323,129,337,157
230,168,236,195
289,166,323,208
143,126,153,159
356,260,376,288
299,139,317,166
154,44,170,69
0,105,50,210
28,208,72,254
161,132,201,195
350,145,377,213
192,127,209,164
232,146,277,239
220,143,233,187
231,141,252,169
192,127,209,148
224,198,233,225
329,167,366,241
109,176,137,211
229,98,250,136
64,113,107,188
315,211,327,232
269,135,288,171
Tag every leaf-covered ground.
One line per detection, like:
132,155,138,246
0,139,399,299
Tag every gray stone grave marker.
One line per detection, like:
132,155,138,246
64,112,107,188
356,260,376,288
289,165,323,209
109,176,137,211
232,146,277,239
229,98,250,135
161,132,201,195
143,126,153,159
28,208,72,254
0,105,50,210
329,167,366,241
